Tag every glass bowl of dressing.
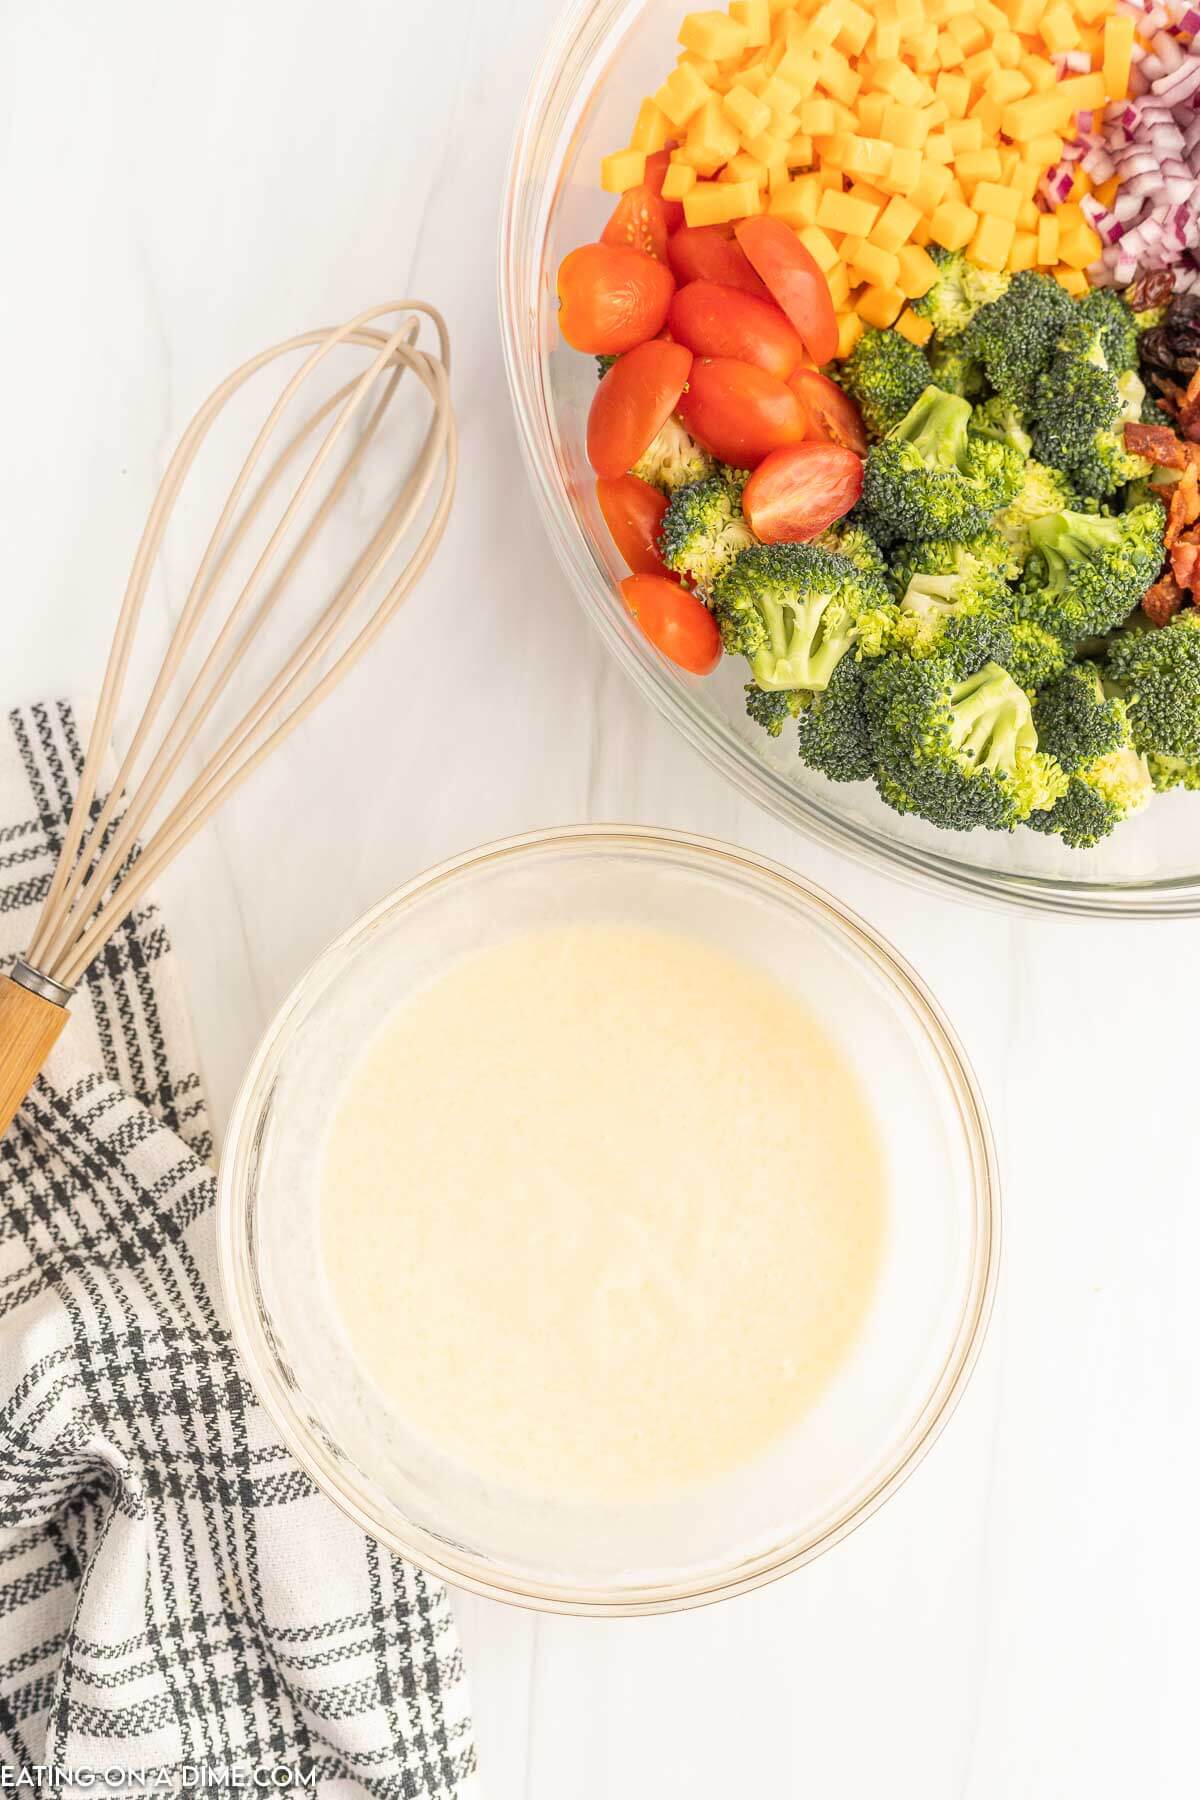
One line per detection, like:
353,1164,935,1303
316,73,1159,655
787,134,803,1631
218,827,999,1616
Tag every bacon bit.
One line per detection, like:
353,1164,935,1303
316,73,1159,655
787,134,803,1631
1179,368,1200,443
1143,570,1185,626
1170,538,1200,597
1165,461,1200,548
1124,422,1188,469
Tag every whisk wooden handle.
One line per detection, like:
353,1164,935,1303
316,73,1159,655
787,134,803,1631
0,975,69,1140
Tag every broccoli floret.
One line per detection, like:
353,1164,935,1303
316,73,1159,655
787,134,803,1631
595,353,619,379
1127,285,1170,333
816,520,889,578
1005,618,1069,693
963,271,1075,411
891,569,1015,674
1031,319,1123,467
1105,611,1200,776
1017,504,1165,645
632,416,715,493
993,460,1076,563
1027,661,1153,846
911,247,1011,339
1140,389,1177,429
838,328,930,438
659,475,756,592
860,386,1024,545
1077,287,1140,375
866,656,1067,832
796,655,876,783
745,684,807,738
928,340,988,399
971,395,1033,457
713,543,892,691
1058,371,1154,501
890,530,1020,593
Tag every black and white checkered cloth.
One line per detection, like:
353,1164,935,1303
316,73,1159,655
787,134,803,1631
0,702,477,1796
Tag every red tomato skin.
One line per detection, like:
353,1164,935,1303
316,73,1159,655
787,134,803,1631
596,475,672,576
668,281,806,381
676,357,809,469
601,185,670,262
733,218,839,366
587,340,693,479
742,442,864,543
620,574,722,675
791,368,868,455
666,226,771,299
557,243,675,355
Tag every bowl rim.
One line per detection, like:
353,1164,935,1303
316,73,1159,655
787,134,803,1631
217,824,1002,1616
497,0,1200,922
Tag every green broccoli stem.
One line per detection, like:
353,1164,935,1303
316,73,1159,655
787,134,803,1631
946,665,1035,774
893,386,973,469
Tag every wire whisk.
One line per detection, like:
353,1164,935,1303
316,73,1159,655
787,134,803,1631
0,299,456,1137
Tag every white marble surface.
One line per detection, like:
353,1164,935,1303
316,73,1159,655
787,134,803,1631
3,3,1198,1794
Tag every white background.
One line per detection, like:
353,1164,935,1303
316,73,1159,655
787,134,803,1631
2,2,1198,1794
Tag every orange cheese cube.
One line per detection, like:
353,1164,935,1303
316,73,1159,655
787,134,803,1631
909,21,941,67
724,151,771,187
873,59,930,107
924,133,955,164
655,63,713,127
987,68,1031,105
679,51,722,85
730,0,772,47
962,48,998,83
880,103,931,148
836,311,865,358
929,199,978,248
935,72,972,118
1058,221,1102,269
786,133,816,167
894,307,935,345
937,36,966,68
1012,161,1042,200
1103,16,1136,101
724,83,772,138
1008,230,1037,271
1094,174,1120,208
799,97,838,135
1017,197,1041,230
816,187,882,235
1056,72,1106,111
1021,55,1057,93
858,92,889,135
827,261,852,307
1038,5,1080,53
843,135,894,178
969,213,1015,268
946,117,984,152
849,241,902,288
600,149,648,192
797,224,842,271
883,145,925,192
1006,0,1044,29
955,147,1002,187
949,12,987,51
855,284,907,327
1054,266,1089,295
993,30,1023,67
871,194,923,251
815,45,862,105
683,179,759,225
973,181,1021,222
896,241,940,296
1075,0,1109,18
835,0,875,55
1000,91,1066,141
661,161,698,200
768,174,821,222
630,99,671,153
910,159,954,211
679,11,750,61
970,95,1005,136
761,73,805,114
1025,132,1064,166
874,17,904,57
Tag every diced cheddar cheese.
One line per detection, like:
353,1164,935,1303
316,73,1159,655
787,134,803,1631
929,199,977,249
837,311,865,358
895,307,935,344
683,178,759,224
1055,267,1089,295
897,241,940,296
606,0,1131,352
600,149,647,192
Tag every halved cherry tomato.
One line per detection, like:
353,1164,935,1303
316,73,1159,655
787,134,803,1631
596,474,671,576
742,442,864,543
602,185,670,262
733,218,839,366
557,243,674,355
791,369,868,456
644,148,685,233
620,574,721,674
587,340,693,478
666,226,770,299
677,357,808,469
668,280,805,381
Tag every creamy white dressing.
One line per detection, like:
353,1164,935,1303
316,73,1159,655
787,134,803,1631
319,924,887,1504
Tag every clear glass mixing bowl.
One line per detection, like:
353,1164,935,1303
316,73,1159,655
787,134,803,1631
218,827,998,1615
499,0,1200,919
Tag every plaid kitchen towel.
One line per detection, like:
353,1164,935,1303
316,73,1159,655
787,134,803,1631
0,700,477,1797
